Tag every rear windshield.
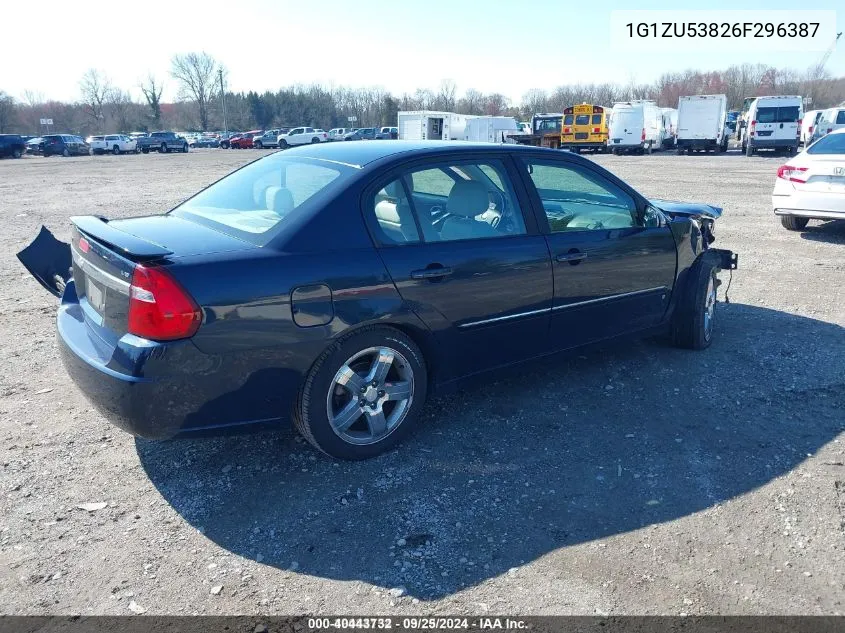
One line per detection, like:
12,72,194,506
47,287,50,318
756,106,800,123
806,133,845,155
575,115,590,125
172,153,354,245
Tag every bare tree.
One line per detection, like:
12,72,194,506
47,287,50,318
140,74,164,126
80,69,111,131
108,88,135,132
0,91,15,133
434,79,457,111
170,52,222,130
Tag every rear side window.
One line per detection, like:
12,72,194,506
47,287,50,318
837,110,845,124
807,133,845,154
756,106,800,123
173,155,353,245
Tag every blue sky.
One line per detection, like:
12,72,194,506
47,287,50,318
3,0,842,104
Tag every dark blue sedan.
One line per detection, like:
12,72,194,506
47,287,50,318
18,141,737,459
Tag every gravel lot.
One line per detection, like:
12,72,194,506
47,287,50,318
0,147,843,616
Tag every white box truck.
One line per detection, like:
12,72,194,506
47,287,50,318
463,116,519,143
675,95,729,154
608,101,662,154
397,111,472,141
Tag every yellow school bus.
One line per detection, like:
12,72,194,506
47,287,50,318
561,104,610,153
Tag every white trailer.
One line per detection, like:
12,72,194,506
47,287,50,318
463,116,518,143
675,95,728,154
397,111,472,141
608,101,663,154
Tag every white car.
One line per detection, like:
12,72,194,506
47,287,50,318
328,128,353,141
86,134,138,155
772,128,845,231
277,127,327,148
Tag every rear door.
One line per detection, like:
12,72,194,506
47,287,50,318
517,155,677,349
756,103,800,143
365,155,553,381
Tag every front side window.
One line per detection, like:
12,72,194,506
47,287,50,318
173,154,353,245
523,161,637,232
401,160,527,243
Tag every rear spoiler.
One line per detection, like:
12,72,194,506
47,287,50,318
71,216,173,260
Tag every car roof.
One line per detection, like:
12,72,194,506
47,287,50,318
279,140,571,168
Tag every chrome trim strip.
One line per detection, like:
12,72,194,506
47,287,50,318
458,306,551,329
71,244,131,293
552,286,667,311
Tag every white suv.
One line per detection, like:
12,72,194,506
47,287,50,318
87,134,138,155
277,127,327,148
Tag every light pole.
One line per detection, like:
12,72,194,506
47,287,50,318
219,69,227,135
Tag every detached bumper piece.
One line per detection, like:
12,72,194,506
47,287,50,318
710,248,738,271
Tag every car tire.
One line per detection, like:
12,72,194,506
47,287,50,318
255,141,263,149
672,252,720,351
311,137,320,143
294,326,428,460
745,142,754,157
279,139,288,149
62,148,70,157
113,145,120,155
780,216,809,231
12,148,22,159
142,148,149,154
182,143,188,153
160,142,168,153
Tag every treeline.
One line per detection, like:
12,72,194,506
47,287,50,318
1,57,843,136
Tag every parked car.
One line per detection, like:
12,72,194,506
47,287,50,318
0,134,27,158
137,131,189,154
375,126,399,140
328,128,353,141
218,132,240,149
314,129,329,141
809,106,845,144
253,129,284,149
343,127,377,141
800,110,823,146
772,128,845,231
230,130,262,149
17,141,737,460
41,134,91,157
193,135,220,148
25,137,44,155
87,134,138,155
277,127,328,148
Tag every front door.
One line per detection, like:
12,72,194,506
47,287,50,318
365,157,553,381
518,157,677,350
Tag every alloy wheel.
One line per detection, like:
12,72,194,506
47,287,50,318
326,346,414,445
703,275,716,341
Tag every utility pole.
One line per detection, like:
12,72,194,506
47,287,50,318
219,68,227,135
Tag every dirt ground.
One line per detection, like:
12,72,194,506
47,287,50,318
0,147,843,615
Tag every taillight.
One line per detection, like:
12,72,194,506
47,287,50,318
776,165,808,183
78,237,90,253
641,128,645,141
563,127,571,134
128,264,201,341
809,126,814,134
593,127,600,133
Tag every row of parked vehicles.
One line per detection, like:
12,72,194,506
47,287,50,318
219,126,400,150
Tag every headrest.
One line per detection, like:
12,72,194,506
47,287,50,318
375,200,401,224
446,180,488,217
266,186,294,215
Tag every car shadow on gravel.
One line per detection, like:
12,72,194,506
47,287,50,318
800,220,845,244
136,303,845,601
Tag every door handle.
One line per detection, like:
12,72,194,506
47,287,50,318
555,251,588,264
410,266,453,280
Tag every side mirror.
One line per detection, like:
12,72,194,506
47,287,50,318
641,204,664,228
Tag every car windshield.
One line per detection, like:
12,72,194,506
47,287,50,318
172,153,355,245
806,133,845,155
